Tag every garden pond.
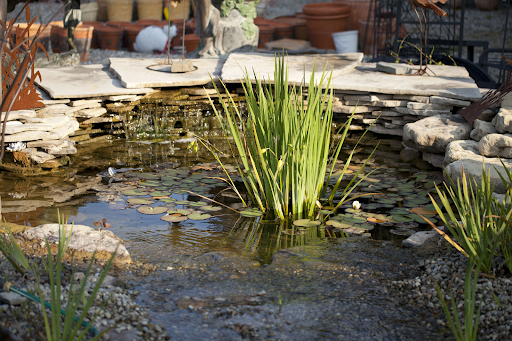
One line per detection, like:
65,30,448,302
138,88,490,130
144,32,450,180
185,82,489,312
0,133,452,339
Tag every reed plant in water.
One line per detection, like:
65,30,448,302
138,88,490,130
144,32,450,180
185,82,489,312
202,54,375,219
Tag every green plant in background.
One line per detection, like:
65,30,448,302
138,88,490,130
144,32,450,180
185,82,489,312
0,220,30,275
429,165,508,274
33,214,116,341
435,256,483,341
202,54,375,219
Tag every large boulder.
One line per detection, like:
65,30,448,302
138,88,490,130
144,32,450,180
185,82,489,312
492,108,512,133
470,119,497,141
403,114,472,153
443,140,480,166
219,9,258,54
23,224,132,265
479,133,512,158
445,156,512,194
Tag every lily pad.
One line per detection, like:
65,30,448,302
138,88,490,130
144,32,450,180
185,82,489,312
240,209,264,217
175,200,190,205
149,191,171,197
188,213,212,220
189,201,209,207
159,198,177,203
127,198,155,205
392,215,414,222
161,215,189,222
121,189,149,196
140,180,162,187
167,209,192,215
137,173,161,180
137,206,168,215
326,220,351,229
293,219,321,227
199,205,222,212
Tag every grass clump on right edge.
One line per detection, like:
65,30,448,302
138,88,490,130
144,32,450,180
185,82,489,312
197,54,377,220
422,159,512,340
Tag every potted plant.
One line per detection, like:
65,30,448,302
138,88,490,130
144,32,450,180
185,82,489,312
475,0,500,11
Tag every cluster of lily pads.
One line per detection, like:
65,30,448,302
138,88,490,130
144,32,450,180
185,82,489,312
97,164,445,240
290,169,445,236
118,168,233,222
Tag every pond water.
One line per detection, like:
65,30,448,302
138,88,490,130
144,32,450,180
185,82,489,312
0,136,444,266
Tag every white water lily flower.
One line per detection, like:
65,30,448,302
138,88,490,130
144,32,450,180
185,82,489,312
352,201,361,210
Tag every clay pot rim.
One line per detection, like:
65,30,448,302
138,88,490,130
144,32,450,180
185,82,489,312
124,25,144,33
95,26,124,33
82,21,106,27
302,3,351,16
274,17,307,25
304,13,350,20
269,22,295,29
257,25,275,33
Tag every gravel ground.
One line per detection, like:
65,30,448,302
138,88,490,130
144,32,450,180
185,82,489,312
390,238,512,341
0,247,165,341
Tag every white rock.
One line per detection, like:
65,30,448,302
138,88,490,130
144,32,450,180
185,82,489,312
407,102,453,111
479,133,512,158
25,150,56,163
23,224,132,264
73,108,107,118
0,292,27,305
344,94,393,102
4,130,51,142
36,104,70,115
393,94,430,103
403,114,472,153
70,99,103,107
492,108,512,133
430,96,471,107
45,121,79,140
4,123,54,134
443,140,480,166
1,109,36,122
402,230,439,248
21,115,72,129
470,119,497,141
445,156,512,194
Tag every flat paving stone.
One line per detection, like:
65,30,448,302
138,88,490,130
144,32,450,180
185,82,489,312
35,64,155,99
330,63,482,101
109,58,225,88
221,52,363,85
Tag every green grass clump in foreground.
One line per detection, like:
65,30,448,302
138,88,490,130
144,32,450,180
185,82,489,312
200,54,375,219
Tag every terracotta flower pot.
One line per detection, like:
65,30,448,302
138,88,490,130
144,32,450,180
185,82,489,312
270,21,294,40
256,25,274,48
274,16,308,41
124,24,144,51
95,26,124,50
475,0,500,11
303,2,351,49
107,0,133,22
73,24,94,62
180,33,200,53
137,0,163,21
333,0,372,31
15,23,51,53
447,0,462,9
136,19,166,28
82,21,105,49
50,22,64,53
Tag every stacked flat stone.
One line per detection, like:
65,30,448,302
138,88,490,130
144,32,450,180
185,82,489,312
1,96,118,168
332,92,472,139
69,95,137,145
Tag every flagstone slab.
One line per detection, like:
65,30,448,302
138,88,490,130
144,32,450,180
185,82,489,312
35,64,155,99
330,64,482,101
108,58,225,89
221,52,363,85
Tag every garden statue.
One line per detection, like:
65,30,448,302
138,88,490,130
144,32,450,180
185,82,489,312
193,0,258,57
64,0,80,51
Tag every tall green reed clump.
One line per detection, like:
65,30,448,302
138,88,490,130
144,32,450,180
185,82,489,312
428,161,512,274
205,55,374,219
